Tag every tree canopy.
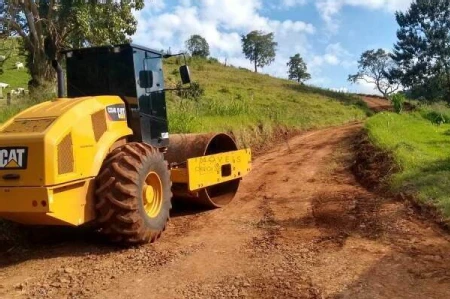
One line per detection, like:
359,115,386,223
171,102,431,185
348,49,400,98
185,34,210,58
390,0,450,102
241,30,277,73
287,53,311,83
1,0,144,88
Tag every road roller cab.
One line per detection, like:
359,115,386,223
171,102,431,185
0,43,252,245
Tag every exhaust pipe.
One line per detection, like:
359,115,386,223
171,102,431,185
165,133,241,209
51,59,64,98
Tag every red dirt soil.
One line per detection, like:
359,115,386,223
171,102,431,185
362,96,393,112
0,121,449,299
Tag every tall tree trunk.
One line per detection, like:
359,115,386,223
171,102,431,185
27,52,55,89
442,61,450,103
375,80,389,100
254,49,258,73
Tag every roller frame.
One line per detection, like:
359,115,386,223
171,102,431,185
170,149,252,191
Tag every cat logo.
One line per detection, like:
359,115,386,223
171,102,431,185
106,104,127,121
0,147,28,170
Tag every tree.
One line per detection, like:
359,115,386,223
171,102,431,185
390,0,450,102
287,53,311,83
403,74,447,102
1,0,144,89
241,30,277,73
348,49,400,99
185,35,210,58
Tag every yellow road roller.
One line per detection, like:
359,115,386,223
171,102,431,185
0,43,252,245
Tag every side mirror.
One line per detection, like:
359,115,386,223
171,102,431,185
179,65,191,85
139,70,154,89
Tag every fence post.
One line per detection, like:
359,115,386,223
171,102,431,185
6,92,11,106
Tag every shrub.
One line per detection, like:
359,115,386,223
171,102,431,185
176,81,204,101
419,102,450,125
208,57,219,64
391,93,406,114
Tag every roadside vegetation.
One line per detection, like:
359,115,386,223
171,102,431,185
365,103,450,222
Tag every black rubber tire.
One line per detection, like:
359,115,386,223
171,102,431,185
95,142,172,245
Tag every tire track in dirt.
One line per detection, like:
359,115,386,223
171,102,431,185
0,122,449,299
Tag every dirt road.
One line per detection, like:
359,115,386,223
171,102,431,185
1,121,450,299
362,96,392,112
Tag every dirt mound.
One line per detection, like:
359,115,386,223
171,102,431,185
360,95,416,113
362,96,393,112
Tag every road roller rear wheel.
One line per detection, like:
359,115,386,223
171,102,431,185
95,142,172,245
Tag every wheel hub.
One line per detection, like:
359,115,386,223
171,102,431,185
142,171,163,218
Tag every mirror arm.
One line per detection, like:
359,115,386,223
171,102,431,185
163,52,191,87
163,52,187,59
163,87,192,92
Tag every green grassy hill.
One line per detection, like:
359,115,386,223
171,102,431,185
163,56,369,148
0,45,370,149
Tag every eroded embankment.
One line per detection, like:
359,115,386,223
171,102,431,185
351,129,399,192
351,128,450,232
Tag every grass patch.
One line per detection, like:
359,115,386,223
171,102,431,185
0,100,33,124
0,83,57,124
0,37,30,94
365,104,450,221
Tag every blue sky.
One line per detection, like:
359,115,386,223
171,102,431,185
131,0,412,94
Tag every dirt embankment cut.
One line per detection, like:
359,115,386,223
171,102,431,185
350,130,399,193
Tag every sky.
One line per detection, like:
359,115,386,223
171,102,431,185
131,0,413,95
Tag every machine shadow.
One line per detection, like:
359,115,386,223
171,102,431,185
169,197,213,218
0,224,122,268
0,198,212,269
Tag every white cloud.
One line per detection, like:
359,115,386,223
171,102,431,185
132,0,315,79
144,0,165,12
324,54,339,65
331,87,349,93
353,79,382,95
308,76,331,86
309,42,353,70
315,0,412,32
280,0,308,7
